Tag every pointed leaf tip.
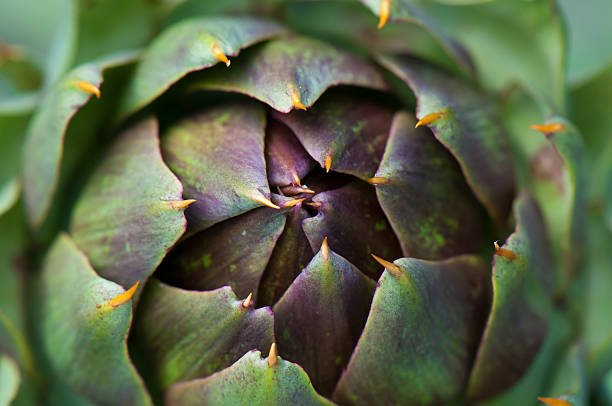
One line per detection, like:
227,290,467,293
324,154,332,173
268,343,278,367
370,254,402,277
103,281,139,310
280,198,306,208
415,111,445,128
247,191,281,209
378,0,390,29
211,43,231,67
75,80,101,98
321,237,330,261
530,123,565,134
290,86,307,111
166,199,197,210
242,292,253,308
493,241,517,261
537,397,572,406
367,176,390,185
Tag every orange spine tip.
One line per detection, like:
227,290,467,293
371,254,402,277
242,293,253,309
324,154,332,173
75,80,101,99
367,176,390,185
493,241,517,261
378,0,390,29
530,123,565,134
268,343,278,367
211,43,230,67
306,201,322,209
280,198,306,208
290,87,307,111
415,111,444,128
167,199,196,210
321,237,330,261
537,397,572,406
292,172,302,186
248,191,281,209
104,281,139,310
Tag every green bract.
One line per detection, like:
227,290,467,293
1,0,611,405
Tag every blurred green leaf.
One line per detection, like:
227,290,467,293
540,343,587,406
0,355,20,406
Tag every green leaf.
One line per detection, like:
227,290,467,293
380,55,515,228
166,351,333,405
467,193,556,402
22,53,136,229
274,245,375,396
74,0,156,65
426,0,566,111
558,0,612,86
0,114,29,216
539,343,587,406
69,117,187,291
373,111,485,260
191,36,388,113
120,16,284,116
34,234,151,406
130,281,274,399
333,255,489,405
157,206,286,300
356,0,475,75
161,102,272,234
0,354,20,406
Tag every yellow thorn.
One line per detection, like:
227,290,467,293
75,80,101,99
268,343,278,367
378,0,390,29
367,176,390,185
247,191,280,209
280,198,306,208
242,293,253,309
530,123,565,134
537,397,572,406
371,254,402,277
166,199,196,210
211,43,230,67
292,172,302,186
324,154,332,173
103,281,139,310
493,241,517,261
415,111,445,128
306,201,322,209
290,86,307,111
321,237,329,261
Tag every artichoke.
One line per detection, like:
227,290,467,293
1,0,612,405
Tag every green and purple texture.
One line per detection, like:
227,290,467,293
3,0,610,405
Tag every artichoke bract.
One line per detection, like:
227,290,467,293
3,0,608,405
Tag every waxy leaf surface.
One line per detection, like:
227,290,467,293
274,247,375,395
272,90,393,179
120,17,284,115
257,206,313,306
380,55,515,227
333,255,489,405
166,351,333,406
357,0,474,75
36,234,151,406
22,53,135,229
265,119,316,187
0,355,20,406
130,281,274,394
302,181,402,280
374,112,484,259
70,117,187,290
157,206,285,299
467,193,555,401
191,36,387,112
161,102,271,233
